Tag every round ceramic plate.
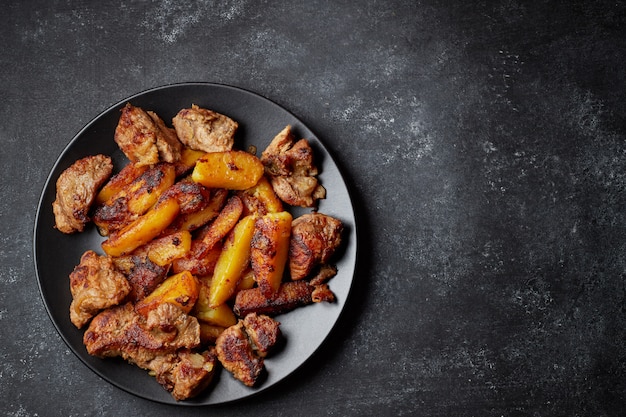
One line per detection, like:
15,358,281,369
34,83,357,405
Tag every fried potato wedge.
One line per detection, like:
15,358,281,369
251,211,292,297
95,162,148,205
209,215,257,307
194,280,238,328
199,323,227,345
135,270,199,316
146,230,192,266
192,150,264,190
101,197,180,257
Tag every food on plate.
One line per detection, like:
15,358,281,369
53,154,113,233
251,211,293,297
69,250,131,328
54,103,344,400
192,150,265,190
260,125,326,207
83,302,216,401
215,313,280,386
114,103,182,166
172,104,237,153
289,213,343,280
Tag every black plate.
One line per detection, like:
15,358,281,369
33,83,357,405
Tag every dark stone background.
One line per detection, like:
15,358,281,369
1,1,625,416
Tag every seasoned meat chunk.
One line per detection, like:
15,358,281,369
260,125,325,207
69,250,131,328
172,104,237,153
83,303,213,400
84,302,200,360
215,320,263,387
233,281,314,317
289,213,343,280
53,154,113,233
215,314,281,386
114,103,182,166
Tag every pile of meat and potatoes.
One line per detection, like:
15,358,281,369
52,103,344,401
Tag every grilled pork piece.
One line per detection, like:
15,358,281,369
215,313,281,386
172,104,237,153
233,281,314,317
289,213,343,280
53,154,113,234
260,125,325,207
69,250,131,328
114,103,182,166
83,302,215,400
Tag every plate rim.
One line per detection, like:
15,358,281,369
33,81,358,406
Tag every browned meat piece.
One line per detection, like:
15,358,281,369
147,110,183,163
114,103,182,166
289,213,343,280
311,284,335,303
215,313,281,386
215,320,263,387
84,302,200,360
242,313,281,358
149,349,218,401
233,281,314,317
172,104,237,153
53,154,113,233
260,125,326,207
308,264,338,286
69,250,131,328
83,303,214,400
123,254,169,303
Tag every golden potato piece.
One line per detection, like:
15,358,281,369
251,211,292,297
209,215,257,307
194,280,238,328
192,151,264,190
101,198,180,257
135,270,199,316
146,230,192,267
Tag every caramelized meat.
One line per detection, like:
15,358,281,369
215,313,280,386
233,281,314,317
69,250,131,328
83,303,214,400
53,154,113,233
123,254,169,303
289,213,343,280
84,303,200,360
159,180,211,215
149,349,218,401
114,103,182,166
260,126,325,207
172,104,237,153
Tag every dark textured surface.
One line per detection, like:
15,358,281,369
1,1,625,416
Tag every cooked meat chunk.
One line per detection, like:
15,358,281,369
147,110,183,163
69,250,131,328
215,320,263,387
114,103,182,166
53,154,113,233
215,314,281,386
289,213,343,280
233,281,314,317
84,302,200,360
172,104,237,153
242,313,281,358
149,349,217,401
123,254,169,303
311,283,335,303
260,125,325,207
83,302,213,400
159,179,211,215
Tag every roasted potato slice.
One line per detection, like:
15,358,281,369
238,175,284,216
251,211,292,297
146,230,192,267
95,162,148,205
135,270,199,316
192,150,264,190
101,197,180,257
209,215,257,307
194,278,238,327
